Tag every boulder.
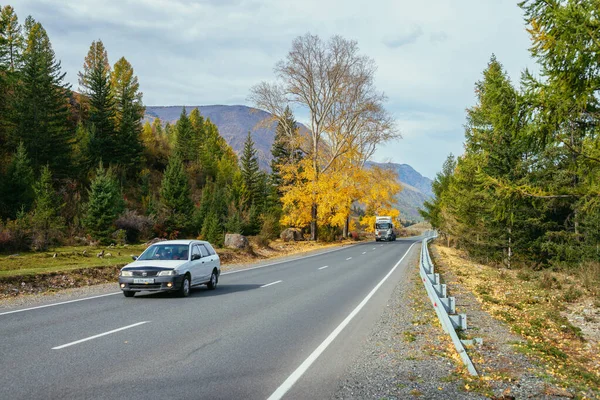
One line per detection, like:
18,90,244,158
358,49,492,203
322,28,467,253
280,228,303,242
224,233,249,249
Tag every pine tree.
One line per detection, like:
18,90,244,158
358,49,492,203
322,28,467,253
271,106,301,191
31,165,64,249
174,107,194,163
110,56,144,177
78,40,116,168
241,131,261,207
201,210,223,247
1,142,35,219
15,20,73,176
83,163,124,244
0,6,23,71
159,154,193,234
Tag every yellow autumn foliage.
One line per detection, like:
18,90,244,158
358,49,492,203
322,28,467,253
280,155,402,233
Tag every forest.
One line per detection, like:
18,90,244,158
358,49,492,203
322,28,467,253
421,0,600,270
0,5,400,252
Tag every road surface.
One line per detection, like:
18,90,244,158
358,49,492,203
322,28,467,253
0,237,421,400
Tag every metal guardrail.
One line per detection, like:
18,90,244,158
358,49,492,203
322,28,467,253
420,232,478,376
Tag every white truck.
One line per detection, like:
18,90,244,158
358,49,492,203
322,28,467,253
375,216,396,242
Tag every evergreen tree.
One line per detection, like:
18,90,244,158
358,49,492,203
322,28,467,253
31,165,64,249
1,142,35,219
14,20,73,176
0,5,23,71
241,131,261,207
159,154,193,234
201,210,223,247
189,107,204,162
83,163,124,244
110,56,144,177
271,106,301,191
78,40,116,168
174,107,194,163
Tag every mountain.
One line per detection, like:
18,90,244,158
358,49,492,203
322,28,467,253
145,105,433,221
367,162,434,222
145,105,279,170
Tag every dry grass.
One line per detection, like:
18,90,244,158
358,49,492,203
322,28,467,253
432,244,600,395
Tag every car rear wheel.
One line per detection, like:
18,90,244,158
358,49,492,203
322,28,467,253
207,270,218,290
179,275,191,297
123,291,135,298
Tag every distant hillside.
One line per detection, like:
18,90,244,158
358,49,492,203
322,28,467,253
367,161,434,221
145,105,433,221
145,105,278,170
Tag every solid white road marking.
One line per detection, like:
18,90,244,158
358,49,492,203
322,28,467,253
52,321,150,350
0,292,121,316
267,242,417,400
318,266,329,270
261,280,282,288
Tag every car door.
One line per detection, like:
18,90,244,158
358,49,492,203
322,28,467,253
189,244,202,285
198,244,212,282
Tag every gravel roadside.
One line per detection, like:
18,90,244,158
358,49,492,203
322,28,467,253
332,246,480,399
331,241,570,400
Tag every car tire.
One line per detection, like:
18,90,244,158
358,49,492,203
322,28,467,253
207,269,218,290
179,275,191,297
123,291,135,298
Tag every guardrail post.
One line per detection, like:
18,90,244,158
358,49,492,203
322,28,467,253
449,313,467,331
439,297,456,314
433,283,447,298
420,231,477,376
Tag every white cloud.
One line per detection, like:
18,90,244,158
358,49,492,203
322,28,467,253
14,0,536,178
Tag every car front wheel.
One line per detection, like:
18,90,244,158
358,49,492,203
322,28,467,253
207,270,218,290
179,275,191,297
123,291,135,298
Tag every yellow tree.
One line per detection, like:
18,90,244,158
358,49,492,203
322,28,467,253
359,166,402,233
251,34,399,240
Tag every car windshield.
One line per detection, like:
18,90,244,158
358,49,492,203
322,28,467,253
138,244,189,261
376,223,391,230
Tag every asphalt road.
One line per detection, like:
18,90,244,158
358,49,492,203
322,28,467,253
0,237,421,400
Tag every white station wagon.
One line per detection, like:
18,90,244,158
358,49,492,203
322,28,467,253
118,240,220,297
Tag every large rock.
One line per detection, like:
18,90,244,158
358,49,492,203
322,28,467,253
224,233,249,249
280,228,303,242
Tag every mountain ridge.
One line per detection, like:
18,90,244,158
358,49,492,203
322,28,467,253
144,105,433,221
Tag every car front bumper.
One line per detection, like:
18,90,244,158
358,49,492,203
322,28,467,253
118,275,185,292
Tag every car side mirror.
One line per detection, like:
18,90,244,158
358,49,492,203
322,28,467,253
132,255,138,261
191,254,201,261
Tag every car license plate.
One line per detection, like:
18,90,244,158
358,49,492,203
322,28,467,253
133,278,154,284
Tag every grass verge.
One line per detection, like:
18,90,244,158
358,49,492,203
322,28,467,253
432,243,600,397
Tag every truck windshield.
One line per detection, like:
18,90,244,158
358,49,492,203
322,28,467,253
376,223,392,230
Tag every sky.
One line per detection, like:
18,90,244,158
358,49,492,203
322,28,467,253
14,0,537,179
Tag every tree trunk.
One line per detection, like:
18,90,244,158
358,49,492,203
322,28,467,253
343,215,349,238
310,203,318,241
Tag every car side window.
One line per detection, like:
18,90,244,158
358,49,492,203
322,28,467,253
199,245,209,258
205,243,216,255
192,245,201,259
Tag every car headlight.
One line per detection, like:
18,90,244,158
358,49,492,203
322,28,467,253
157,270,177,276
121,270,133,277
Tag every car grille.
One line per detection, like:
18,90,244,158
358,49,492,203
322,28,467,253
129,284,162,290
132,271,159,277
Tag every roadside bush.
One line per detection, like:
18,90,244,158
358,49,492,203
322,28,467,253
256,213,280,247
317,224,342,242
114,210,154,243
0,212,33,252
